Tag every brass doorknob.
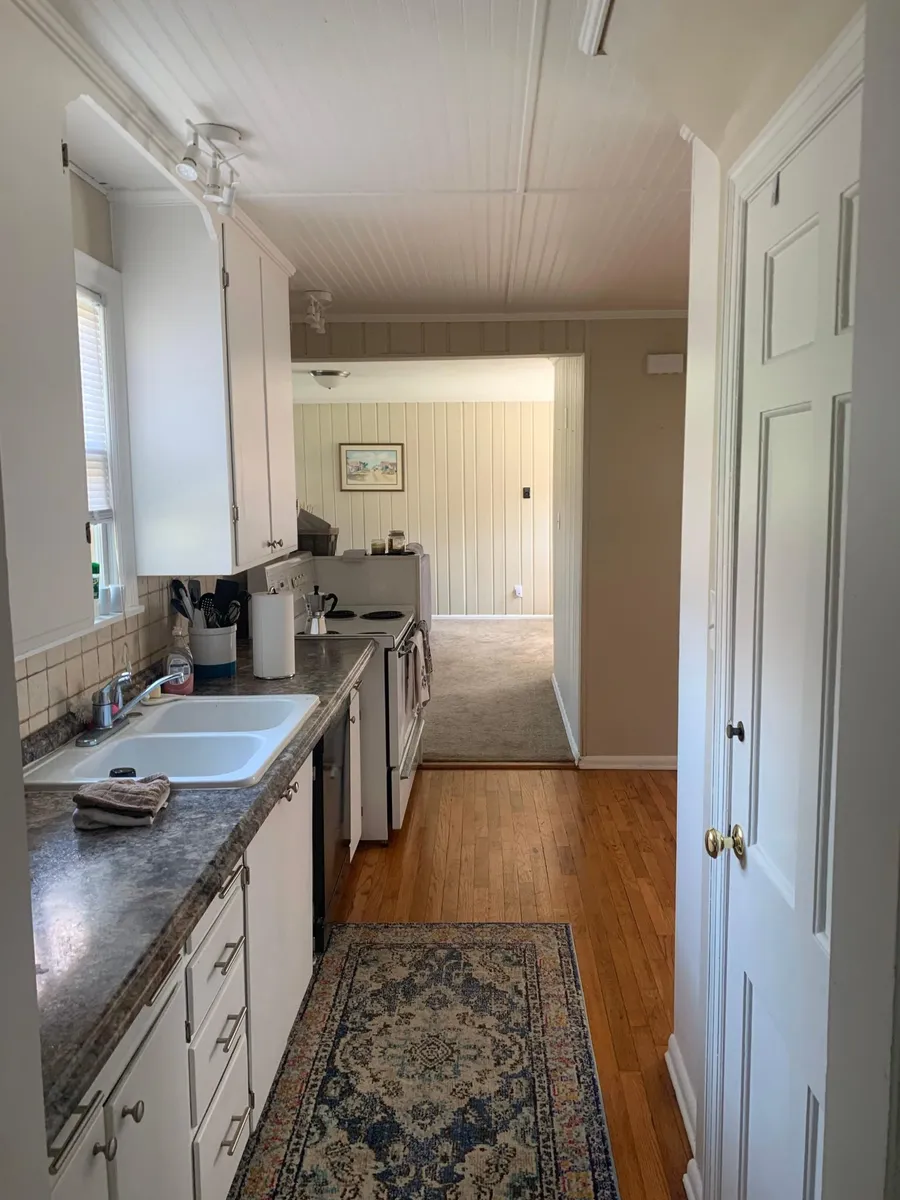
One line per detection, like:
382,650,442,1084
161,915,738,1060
705,824,745,860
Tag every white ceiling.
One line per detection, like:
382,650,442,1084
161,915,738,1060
49,0,692,314
293,358,555,405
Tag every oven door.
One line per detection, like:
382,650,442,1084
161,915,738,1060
386,637,420,769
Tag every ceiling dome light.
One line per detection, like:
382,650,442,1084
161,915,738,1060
310,370,350,391
175,131,201,182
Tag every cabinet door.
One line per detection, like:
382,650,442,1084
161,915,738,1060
260,255,297,554
105,980,192,1200
50,1099,110,1200
5,130,95,657
283,756,314,1008
349,686,362,861
245,759,314,1122
222,223,271,569
244,793,290,1121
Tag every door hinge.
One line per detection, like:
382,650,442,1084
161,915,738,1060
771,171,781,206
222,267,230,289
243,864,250,886
61,141,69,170
249,1089,256,1110
185,1018,192,1044
85,520,92,545
232,504,240,523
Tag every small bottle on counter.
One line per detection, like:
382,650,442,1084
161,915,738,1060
163,626,195,695
388,529,407,554
370,538,386,555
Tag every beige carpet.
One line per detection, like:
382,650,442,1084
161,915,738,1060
423,618,574,763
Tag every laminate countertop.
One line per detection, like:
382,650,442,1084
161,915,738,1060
27,637,376,1146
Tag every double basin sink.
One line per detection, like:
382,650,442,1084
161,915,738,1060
23,695,320,790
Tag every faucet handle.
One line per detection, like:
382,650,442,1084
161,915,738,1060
95,668,132,705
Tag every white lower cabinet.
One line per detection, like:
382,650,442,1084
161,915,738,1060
245,757,314,1125
105,981,193,1200
49,751,316,1200
49,1096,110,1200
192,1040,251,1200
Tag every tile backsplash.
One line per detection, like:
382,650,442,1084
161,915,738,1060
16,576,174,738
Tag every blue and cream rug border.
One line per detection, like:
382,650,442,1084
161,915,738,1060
231,923,620,1198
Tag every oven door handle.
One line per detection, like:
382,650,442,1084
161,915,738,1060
400,716,425,779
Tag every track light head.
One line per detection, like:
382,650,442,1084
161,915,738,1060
217,179,238,216
203,160,223,202
175,131,200,182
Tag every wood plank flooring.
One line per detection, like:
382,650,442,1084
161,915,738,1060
334,767,690,1199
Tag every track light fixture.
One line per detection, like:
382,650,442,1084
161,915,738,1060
174,121,244,214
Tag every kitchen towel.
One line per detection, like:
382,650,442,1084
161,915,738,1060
72,773,171,831
251,591,296,679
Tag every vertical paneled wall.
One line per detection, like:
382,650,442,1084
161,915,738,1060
294,402,553,615
552,356,584,751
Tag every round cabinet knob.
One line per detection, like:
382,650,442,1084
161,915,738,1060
93,1136,117,1162
275,538,284,548
291,781,299,793
705,824,746,860
726,720,745,742
122,1100,145,1124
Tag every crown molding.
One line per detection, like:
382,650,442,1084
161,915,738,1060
303,309,688,324
230,206,296,277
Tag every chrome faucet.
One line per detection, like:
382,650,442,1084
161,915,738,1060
76,666,189,747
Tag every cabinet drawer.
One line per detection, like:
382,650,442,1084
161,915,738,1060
189,947,246,1127
185,859,244,955
49,1093,110,1200
186,885,244,1036
192,1038,250,1200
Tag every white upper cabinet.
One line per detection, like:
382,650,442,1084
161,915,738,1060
260,254,297,555
114,202,295,576
2,115,95,659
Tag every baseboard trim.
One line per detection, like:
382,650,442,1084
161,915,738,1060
420,761,577,771
551,674,580,761
666,1034,697,1155
431,614,553,620
579,755,677,770
684,1158,703,1200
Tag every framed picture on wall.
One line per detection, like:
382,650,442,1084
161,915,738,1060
339,443,405,492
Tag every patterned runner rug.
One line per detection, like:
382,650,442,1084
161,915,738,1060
230,923,620,1199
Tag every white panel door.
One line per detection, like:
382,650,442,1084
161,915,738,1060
260,255,297,554
721,91,861,1198
104,980,192,1200
348,685,362,861
222,224,270,568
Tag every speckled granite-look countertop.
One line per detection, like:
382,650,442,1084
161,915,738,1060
27,637,375,1145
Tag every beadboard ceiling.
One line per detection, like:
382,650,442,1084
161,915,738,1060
293,358,555,405
49,0,691,315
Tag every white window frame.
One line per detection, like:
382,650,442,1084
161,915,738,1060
74,250,141,621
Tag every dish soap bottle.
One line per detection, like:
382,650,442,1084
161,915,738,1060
162,625,194,695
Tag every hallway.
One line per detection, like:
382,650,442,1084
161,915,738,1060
423,620,573,763
335,767,689,1199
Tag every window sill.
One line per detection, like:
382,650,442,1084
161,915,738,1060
92,604,146,631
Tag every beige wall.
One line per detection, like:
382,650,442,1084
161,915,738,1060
295,401,553,615
292,316,687,757
69,172,114,268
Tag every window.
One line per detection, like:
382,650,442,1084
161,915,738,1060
74,252,138,621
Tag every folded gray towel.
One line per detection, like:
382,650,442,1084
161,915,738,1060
73,774,170,819
73,807,160,831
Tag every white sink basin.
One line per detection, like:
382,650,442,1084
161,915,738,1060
23,694,320,790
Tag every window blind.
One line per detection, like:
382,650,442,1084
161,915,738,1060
76,287,114,520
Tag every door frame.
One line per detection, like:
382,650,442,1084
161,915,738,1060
700,15,865,1198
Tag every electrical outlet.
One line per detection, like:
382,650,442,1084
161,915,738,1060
514,584,523,598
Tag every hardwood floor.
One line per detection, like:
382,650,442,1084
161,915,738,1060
334,767,690,1199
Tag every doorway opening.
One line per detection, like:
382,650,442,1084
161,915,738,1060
292,355,583,764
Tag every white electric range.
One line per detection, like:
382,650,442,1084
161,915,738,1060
247,555,425,837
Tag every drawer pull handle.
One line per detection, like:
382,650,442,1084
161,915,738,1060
48,1090,103,1175
122,1100,145,1124
214,935,245,977
93,1136,117,1163
216,1006,247,1055
218,861,243,900
221,1105,251,1156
